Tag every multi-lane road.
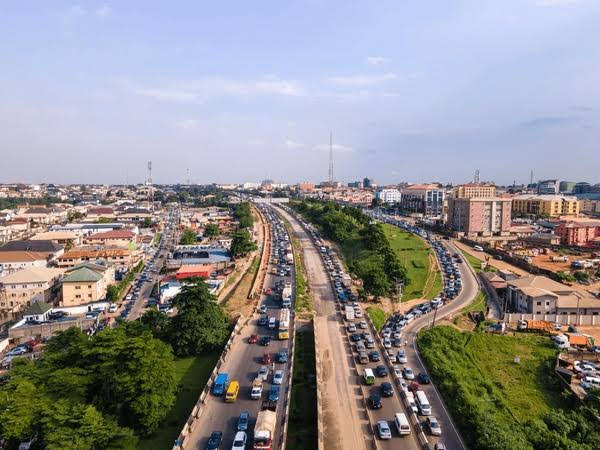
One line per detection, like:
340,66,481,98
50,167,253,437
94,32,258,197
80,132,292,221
186,206,295,450
278,206,423,450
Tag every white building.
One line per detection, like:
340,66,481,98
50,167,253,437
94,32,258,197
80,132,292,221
375,188,402,204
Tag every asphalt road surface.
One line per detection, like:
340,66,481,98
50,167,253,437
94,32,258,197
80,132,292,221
186,212,295,450
277,206,422,450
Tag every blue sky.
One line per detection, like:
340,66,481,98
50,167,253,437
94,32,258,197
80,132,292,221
1,1,599,185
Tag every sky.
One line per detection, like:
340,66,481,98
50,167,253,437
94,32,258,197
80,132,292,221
1,0,599,186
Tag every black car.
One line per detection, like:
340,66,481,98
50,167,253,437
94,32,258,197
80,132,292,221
417,372,431,384
375,365,388,377
381,382,393,397
369,351,380,362
258,315,268,326
205,431,223,449
351,333,362,342
260,336,271,346
368,392,382,409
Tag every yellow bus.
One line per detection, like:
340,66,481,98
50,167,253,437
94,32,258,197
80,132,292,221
225,381,239,402
278,309,290,340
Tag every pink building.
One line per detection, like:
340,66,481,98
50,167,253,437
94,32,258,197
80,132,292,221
447,197,512,237
554,219,600,247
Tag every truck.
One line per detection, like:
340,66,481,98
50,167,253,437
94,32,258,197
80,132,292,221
281,286,292,308
251,378,263,400
254,409,277,450
550,255,569,262
345,305,355,321
212,372,229,396
517,320,555,333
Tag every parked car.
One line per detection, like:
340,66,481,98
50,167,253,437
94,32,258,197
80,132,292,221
205,431,223,450
248,334,258,344
237,411,249,431
377,421,392,440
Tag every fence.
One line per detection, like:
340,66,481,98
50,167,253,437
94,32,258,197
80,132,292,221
172,317,242,450
504,312,600,326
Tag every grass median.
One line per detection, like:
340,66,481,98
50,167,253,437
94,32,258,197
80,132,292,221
286,329,317,450
366,306,388,331
138,352,221,450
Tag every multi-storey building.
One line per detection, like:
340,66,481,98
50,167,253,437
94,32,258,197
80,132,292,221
512,195,579,218
447,197,512,236
454,183,497,199
57,248,135,268
400,184,445,218
554,219,600,247
375,188,402,204
537,179,560,195
61,263,115,307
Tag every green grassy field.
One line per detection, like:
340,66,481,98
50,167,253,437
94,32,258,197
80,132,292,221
138,352,220,450
417,326,569,449
461,290,488,314
366,306,387,331
286,330,318,450
382,224,440,301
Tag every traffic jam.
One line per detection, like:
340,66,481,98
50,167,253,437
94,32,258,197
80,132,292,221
204,206,294,450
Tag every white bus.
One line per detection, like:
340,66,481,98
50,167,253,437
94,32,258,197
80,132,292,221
394,413,411,435
278,309,290,340
415,390,431,415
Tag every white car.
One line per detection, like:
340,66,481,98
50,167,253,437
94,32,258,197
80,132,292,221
383,329,392,339
377,421,392,440
399,380,409,393
258,365,269,381
273,370,284,385
397,351,408,364
355,310,363,318
427,417,442,436
403,367,415,380
347,323,357,332
383,339,392,349
387,350,397,363
231,431,247,450
359,321,368,329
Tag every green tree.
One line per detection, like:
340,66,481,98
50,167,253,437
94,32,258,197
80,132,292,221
0,376,40,441
96,217,113,224
234,202,254,228
106,284,119,301
168,278,230,356
67,210,84,223
141,217,154,228
179,228,198,245
140,308,170,341
203,223,220,238
230,229,257,258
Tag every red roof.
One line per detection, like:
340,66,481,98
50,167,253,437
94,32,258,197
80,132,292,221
88,207,114,214
87,230,135,240
175,265,211,280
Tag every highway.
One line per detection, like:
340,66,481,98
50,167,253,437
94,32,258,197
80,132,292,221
375,214,477,450
277,206,421,450
186,208,295,450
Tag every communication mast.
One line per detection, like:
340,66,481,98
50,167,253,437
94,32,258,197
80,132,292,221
474,169,480,184
328,131,334,184
147,161,154,211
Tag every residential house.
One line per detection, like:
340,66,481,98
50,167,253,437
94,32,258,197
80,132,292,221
0,251,48,276
0,267,65,322
23,301,52,323
84,230,137,249
86,206,116,220
0,218,30,243
61,263,115,307
30,231,81,246
0,240,64,261
57,248,135,268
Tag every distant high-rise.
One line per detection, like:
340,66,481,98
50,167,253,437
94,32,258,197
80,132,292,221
363,177,374,188
537,179,560,195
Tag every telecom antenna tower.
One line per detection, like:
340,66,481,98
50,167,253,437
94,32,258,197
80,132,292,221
474,169,480,183
328,131,334,184
147,161,154,211
186,168,191,186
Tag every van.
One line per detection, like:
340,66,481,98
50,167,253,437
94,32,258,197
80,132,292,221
394,412,411,436
415,390,431,415
225,381,239,402
474,245,484,252
268,317,276,330
363,368,375,385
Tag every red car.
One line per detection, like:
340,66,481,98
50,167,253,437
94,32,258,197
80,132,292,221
408,381,420,392
248,334,258,344
263,353,272,364
265,288,273,295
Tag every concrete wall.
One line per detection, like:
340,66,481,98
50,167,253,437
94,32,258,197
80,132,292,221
505,312,600,326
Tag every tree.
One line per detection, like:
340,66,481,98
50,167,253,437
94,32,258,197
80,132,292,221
230,229,257,258
67,210,84,223
141,217,154,228
168,278,230,356
179,228,198,245
234,202,254,229
140,308,170,341
106,284,119,302
96,217,113,224
203,223,220,238
0,375,40,441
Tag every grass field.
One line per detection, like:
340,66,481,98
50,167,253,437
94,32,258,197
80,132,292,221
286,329,318,450
382,224,441,301
138,352,220,450
366,306,387,331
417,326,566,448
461,290,488,315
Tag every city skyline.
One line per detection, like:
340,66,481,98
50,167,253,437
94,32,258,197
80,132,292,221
1,1,600,185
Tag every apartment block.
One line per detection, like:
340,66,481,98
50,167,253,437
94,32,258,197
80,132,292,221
454,183,497,199
447,197,512,236
400,184,445,218
512,195,579,218
375,188,402,204
61,263,115,307
554,219,600,247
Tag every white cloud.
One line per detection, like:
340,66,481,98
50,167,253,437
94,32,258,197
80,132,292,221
96,5,112,18
174,119,200,130
328,73,397,86
536,0,577,6
58,5,85,24
284,139,303,149
366,56,389,65
314,143,355,153
132,76,305,103
247,138,265,146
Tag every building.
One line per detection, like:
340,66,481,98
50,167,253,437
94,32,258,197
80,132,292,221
400,184,445,218
347,181,364,189
84,230,137,248
57,248,135,268
297,182,315,192
61,263,114,307
23,301,52,323
0,239,64,261
0,251,48,276
363,178,375,189
506,275,600,315
512,195,579,218
86,206,115,220
375,188,402,204
578,196,600,217
30,231,81,246
554,219,600,247
0,267,65,322
559,181,576,194
537,179,560,195
454,183,497,199
447,197,512,236
0,219,30,244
